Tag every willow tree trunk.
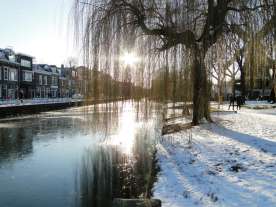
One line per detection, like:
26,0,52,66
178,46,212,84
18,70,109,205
240,65,246,97
164,51,169,101
249,42,255,97
237,57,246,96
272,66,276,97
192,48,211,125
218,80,224,109
232,75,236,97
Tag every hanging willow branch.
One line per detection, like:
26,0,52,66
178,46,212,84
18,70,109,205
74,0,276,125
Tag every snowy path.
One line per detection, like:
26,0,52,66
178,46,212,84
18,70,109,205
154,107,276,207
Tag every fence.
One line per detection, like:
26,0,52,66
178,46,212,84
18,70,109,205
0,98,83,107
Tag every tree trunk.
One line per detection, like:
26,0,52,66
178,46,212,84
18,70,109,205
272,66,276,100
236,56,246,97
218,80,224,109
164,51,169,101
232,75,236,97
217,81,221,109
249,41,255,98
240,64,246,96
192,48,211,125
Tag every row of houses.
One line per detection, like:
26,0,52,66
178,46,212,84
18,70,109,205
0,48,84,100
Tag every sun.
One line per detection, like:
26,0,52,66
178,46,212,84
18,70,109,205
121,52,139,66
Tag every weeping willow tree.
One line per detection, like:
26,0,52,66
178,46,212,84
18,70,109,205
208,34,235,107
230,2,276,98
74,0,275,125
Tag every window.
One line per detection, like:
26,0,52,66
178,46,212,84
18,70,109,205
9,69,18,81
41,87,45,98
72,71,77,78
8,89,15,99
2,84,7,99
52,76,58,86
46,88,50,97
51,67,57,74
36,87,41,98
23,71,32,82
9,55,16,62
43,76,48,85
21,59,31,68
51,89,57,98
4,68,8,80
39,75,43,85
0,68,2,80
52,76,55,85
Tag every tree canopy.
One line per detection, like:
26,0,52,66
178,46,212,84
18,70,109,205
74,0,276,125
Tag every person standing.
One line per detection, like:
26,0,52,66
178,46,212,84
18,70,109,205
270,88,275,104
19,90,24,103
236,96,242,110
228,94,235,110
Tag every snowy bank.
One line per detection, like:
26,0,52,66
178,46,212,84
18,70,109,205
154,106,276,207
244,101,276,109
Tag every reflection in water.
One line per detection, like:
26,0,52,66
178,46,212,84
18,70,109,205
0,101,161,207
77,127,160,207
77,101,161,207
106,104,136,154
0,128,33,163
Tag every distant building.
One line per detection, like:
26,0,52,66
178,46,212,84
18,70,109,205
59,65,78,97
33,64,52,98
58,76,69,98
75,66,88,95
0,49,20,99
70,67,78,96
58,65,70,98
49,65,59,98
16,53,34,99
0,47,86,101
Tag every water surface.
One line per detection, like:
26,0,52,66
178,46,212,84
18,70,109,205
0,101,161,207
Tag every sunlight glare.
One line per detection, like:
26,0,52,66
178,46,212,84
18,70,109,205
121,52,139,66
104,104,136,155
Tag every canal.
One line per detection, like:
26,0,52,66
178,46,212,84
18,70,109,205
0,101,162,207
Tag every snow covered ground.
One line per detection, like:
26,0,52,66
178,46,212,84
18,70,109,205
154,105,276,207
244,101,276,109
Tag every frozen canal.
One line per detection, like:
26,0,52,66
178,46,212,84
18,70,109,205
0,101,161,207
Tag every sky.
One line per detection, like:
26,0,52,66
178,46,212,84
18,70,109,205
0,0,79,66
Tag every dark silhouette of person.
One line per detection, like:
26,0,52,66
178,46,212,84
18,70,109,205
270,88,275,104
228,94,235,110
242,95,246,105
19,90,24,103
236,96,242,110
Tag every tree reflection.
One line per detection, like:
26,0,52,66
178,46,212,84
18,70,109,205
0,127,33,163
0,101,161,207
76,102,161,207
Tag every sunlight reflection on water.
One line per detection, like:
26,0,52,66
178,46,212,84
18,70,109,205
0,101,162,207
105,107,136,155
